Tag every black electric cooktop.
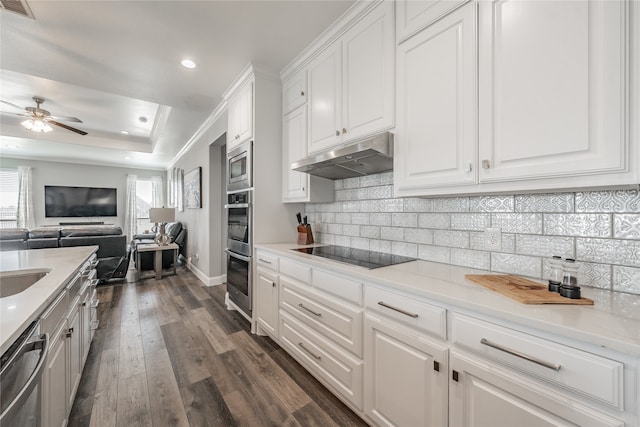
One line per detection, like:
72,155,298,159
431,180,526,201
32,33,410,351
292,245,416,269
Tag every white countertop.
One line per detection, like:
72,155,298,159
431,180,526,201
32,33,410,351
0,246,97,355
256,243,640,357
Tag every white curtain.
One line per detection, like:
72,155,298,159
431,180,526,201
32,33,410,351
17,166,35,229
151,175,164,208
124,174,138,239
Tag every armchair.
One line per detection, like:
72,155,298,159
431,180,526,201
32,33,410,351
131,222,186,271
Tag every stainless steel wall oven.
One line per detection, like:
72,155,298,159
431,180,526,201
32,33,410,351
225,189,252,317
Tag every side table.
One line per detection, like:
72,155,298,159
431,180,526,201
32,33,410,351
135,243,179,280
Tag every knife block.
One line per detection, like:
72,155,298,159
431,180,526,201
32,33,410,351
297,224,314,245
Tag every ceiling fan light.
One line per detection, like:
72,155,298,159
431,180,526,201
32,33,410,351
21,118,53,133
21,118,34,130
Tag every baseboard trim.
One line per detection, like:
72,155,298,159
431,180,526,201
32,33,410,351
185,262,226,287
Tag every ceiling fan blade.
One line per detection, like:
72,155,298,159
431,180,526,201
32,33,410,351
48,120,88,135
0,100,27,112
49,115,83,123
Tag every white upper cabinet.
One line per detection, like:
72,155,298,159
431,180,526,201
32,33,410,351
478,0,628,184
308,0,394,155
283,69,307,115
395,2,477,195
396,0,469,43
283,106,309,201
227,79,254,151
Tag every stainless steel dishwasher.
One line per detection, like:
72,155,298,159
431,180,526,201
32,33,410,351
0,320,49,427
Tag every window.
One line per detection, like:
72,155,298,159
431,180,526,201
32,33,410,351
136,179,154,233
0,169,18,229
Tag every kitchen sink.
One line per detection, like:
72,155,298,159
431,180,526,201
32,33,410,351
0,269,51,298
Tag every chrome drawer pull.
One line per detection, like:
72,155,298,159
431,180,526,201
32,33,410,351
298,303,322,317
480,338,561,372
377,301,419,318
259,258,272,264
298,342,321,360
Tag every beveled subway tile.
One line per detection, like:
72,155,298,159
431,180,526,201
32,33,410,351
469,196,514,212
491,253,542,278
450,249,490,270
334,180,344,190
367,185,394,200
392,241,418,258
433,230,470,248
304,203,317,213
370,239,392,253
418,213,451,230
342,224,360,237
320,212,336,223
351,237,370,250
378,199,404,213
432,197,470,212
381,226,404,241
404,198,433,212
614,214,640,240
360,174,382,188
360,225,381,239
492,213,543,234
577,238,640,267
358,200,380,212
544,214,611,238
576,190,640,213
319,233,333,244
379,172,394,185
356,188,369,200
327,224,343,235
451,213,491,231
327,202,344,213
335,189,355,201
515,193,574,213
470,232,515,253
516,235,574,258
351,213,370,225
334,235,350,246
342,201,360,212
392,213,418,227
370,213,391,226
335,213,351,224
542,258,611,289
404,228,434,245
613,266,640,295
418,245,451,263
343,177,361,189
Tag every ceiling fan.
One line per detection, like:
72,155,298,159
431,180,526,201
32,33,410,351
0,96,88,135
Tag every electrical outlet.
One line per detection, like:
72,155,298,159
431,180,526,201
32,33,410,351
485,227,502,250
195,253,199,260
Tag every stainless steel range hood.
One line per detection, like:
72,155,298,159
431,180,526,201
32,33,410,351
291,132,393,180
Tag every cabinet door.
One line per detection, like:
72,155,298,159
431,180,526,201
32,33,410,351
449,350,624,427
395,2,477,196
308,43,342,154
282,106,309,202
256,266,279,337
81,290,91,364
283,69,307,114
478,0,627,183
364,314,448,427
227,80,254,150
342,1,394,142
42,323,68,427
67,304,82,409
396,0,469,43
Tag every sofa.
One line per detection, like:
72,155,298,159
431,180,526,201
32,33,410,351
131,222,186,272
0,226,130,283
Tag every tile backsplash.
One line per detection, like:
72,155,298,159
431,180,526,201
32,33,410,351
304,172,640,295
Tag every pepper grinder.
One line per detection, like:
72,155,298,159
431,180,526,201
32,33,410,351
559,258,581,299
548,255,563,293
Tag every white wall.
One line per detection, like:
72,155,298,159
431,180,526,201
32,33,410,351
0,157,164,233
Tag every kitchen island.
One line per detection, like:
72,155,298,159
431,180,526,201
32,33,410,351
0,246,98,355
255,242,640,427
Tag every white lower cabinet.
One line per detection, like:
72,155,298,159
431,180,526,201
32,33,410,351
42,321,68,427
67,298,82,410
255,265,279,338
449,349,624,427
364,313,448,427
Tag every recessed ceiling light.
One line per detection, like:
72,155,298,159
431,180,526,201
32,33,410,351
125,156,131,160
121,130,129,135
181,59,196,69
139,116,147,123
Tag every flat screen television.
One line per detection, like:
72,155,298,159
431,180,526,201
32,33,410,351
45,186,117,217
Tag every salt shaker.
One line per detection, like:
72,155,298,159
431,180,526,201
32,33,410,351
559,258,581,299
548,255,563,293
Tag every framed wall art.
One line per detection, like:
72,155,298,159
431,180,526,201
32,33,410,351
184,166,202,209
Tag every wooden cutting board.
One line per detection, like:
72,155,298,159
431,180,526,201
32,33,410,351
465,274,594,305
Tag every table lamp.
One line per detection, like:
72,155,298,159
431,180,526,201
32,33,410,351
149,207,175,246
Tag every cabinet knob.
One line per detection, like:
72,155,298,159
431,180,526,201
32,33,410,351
335,130,340,136
235,134,240,139
300,91,305,96
482,160,490,169
464,163,472,173
272,282,276,288
342,128,347,134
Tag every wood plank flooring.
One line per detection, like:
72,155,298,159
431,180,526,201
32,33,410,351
68,267,368,427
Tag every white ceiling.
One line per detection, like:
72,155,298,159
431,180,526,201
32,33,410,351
0,0,355,170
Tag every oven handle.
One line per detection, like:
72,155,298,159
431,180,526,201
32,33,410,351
225,248,251,262
224,203,251,209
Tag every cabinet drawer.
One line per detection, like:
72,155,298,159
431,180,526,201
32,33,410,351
281,277,363,357
365,286,446,340
66,272,83,297
280,258,311,284
255,251,278,271
312,269,363,306
451,314,624,409
279,310,363,409
41,290,69,335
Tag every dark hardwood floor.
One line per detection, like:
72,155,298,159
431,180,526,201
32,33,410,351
68,267,368,427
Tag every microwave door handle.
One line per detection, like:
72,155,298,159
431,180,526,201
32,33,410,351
225,249,251,262
0,333,49,424
224,203,250,209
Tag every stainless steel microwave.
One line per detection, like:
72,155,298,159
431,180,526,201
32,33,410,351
227,141,252,191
